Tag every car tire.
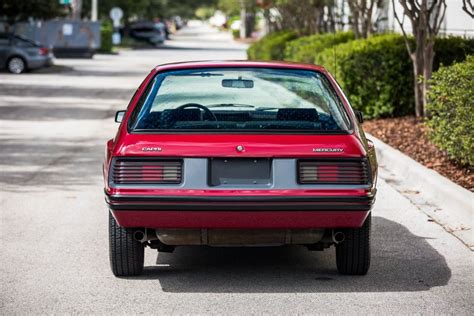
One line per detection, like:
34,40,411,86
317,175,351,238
7,56,26,74
109,211,144,276
335,213,371,275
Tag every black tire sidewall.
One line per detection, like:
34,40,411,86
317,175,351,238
335,213,371,275
108,211,145,276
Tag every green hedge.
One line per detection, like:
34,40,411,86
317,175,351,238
99,22,113,53
247,31,297,60
315,34,474,119
284,31,355,63
248,32,473,119
434,37,474,69
232,29,240,39
316,34,413,118
426,56,474,166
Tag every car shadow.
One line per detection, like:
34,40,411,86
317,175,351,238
130,216,451,293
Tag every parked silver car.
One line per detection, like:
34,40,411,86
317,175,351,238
128,21,166,46
0,33,53,74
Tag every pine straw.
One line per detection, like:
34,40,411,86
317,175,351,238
363,116,473,192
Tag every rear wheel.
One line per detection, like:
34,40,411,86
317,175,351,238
7,56,26,74
109,212,144,276
336,213,371,275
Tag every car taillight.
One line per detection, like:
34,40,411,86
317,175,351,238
111,158,182,184
39,47,48,56
298,159,369,185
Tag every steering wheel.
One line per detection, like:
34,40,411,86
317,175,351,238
175,103,217,121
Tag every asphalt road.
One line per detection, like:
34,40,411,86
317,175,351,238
0,24,472,314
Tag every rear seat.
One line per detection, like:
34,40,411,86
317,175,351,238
276,108,319,122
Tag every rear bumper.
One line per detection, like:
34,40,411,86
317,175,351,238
107,194,374,228
27,56,50,69
111,210,370,229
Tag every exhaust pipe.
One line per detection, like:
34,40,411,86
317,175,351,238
332,231,345,244
133,230,146,243
133,229,158,243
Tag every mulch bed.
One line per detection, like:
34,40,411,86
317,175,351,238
363,116,473,192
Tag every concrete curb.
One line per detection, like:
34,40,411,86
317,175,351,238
367,133,473,249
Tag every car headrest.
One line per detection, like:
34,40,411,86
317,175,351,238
159,108,202,128
175,108,202,121
277,108,319,122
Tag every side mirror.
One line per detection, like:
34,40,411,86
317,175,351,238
354,110,364,124
115,110,126,123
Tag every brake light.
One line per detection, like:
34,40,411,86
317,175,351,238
298,159,369,185
111,158,182,185
39,47,48,56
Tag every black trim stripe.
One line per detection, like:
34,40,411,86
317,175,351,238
106,194,375,212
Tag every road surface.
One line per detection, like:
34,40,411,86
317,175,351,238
0,23,472,314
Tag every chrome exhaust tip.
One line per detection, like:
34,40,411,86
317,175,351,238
332,231,345,244
133,230,146,243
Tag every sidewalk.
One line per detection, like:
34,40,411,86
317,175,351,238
369,134,473,250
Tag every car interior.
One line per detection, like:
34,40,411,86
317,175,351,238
134,104,342,131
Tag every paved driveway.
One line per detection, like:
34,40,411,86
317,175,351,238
0,24,472,314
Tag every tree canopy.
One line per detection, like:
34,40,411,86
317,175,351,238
1,0,66,25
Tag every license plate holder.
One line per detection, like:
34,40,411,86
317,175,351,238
209,158,272,186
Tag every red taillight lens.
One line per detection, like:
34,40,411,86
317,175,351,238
39,47,48,56
298,159,369,185
112,159,182,184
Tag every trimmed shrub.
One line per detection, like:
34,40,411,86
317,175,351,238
247,31,297,60
316,34,474,119
433,37,474,70
316,34,413,118
232,29,240,39
426,56,474,166
99,22,113,53
284,31,355,63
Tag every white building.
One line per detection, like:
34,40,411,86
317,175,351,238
334,0,473,37
384,0,474,37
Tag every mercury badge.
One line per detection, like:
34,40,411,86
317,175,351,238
236,145,245,152
142,147,162,152
313,148,344,153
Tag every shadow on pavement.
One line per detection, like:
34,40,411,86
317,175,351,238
150,46,246,52
1,84,134,100
0,105,116,121
132,216,451,293
0,137,105,191
0,64,74,74
56,70,147,77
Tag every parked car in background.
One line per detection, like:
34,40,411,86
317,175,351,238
128,21,166,46
173,16,184,30
0,33,53,74
104,61,378,277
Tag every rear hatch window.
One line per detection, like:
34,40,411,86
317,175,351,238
130,67,351,133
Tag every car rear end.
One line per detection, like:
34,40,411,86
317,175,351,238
1,34,53,73
25,46,53,69
104,62,377,276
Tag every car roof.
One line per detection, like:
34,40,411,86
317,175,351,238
154,60,328,74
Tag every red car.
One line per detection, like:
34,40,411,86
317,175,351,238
104,61,377,277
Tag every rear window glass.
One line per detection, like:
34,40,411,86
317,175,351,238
130,67,351,133
13,36,36,47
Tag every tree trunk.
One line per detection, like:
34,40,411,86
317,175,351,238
72,0,82,20
352,9,360,38
392,0,446,117
240,1,246,39
412,54,424,117
422,41,435,117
